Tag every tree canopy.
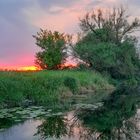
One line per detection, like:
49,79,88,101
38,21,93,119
33,29,70,70
80,7,140,44
75,7,140,79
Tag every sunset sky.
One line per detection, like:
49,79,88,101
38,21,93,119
0,0,140,69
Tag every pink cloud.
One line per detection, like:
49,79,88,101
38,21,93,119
22,0,96,33
22,0,128,34
0,0,139,68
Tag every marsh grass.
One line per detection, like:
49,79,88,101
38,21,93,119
0,70,113,108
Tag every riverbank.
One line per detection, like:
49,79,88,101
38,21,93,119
0,70,114,108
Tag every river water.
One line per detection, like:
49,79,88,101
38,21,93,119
0,109,140,140
0,87,139,140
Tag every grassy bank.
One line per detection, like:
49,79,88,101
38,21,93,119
0,70,114,108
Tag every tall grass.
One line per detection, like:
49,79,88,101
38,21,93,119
0,70,113,108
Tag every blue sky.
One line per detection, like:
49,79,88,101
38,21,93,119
0,0,140,67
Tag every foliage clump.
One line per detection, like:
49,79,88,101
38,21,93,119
33,29,71,70
75,7,140,80
64,77,78,94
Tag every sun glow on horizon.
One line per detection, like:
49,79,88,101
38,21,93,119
0,63,77,71
0,66,41,71
17,66,41,71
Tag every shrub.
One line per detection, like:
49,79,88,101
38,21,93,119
76,64,89,71
63,77,78,94
0,79,24,107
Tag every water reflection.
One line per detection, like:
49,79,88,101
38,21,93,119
36,85,140,140
0,85,140,140
0,120,41,140
34,110,140,140
73,85,140,140
36,115,68,139
0,118,14,130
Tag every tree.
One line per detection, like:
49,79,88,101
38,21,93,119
33,29,69,70
80,7,140,44
75,7,140,79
